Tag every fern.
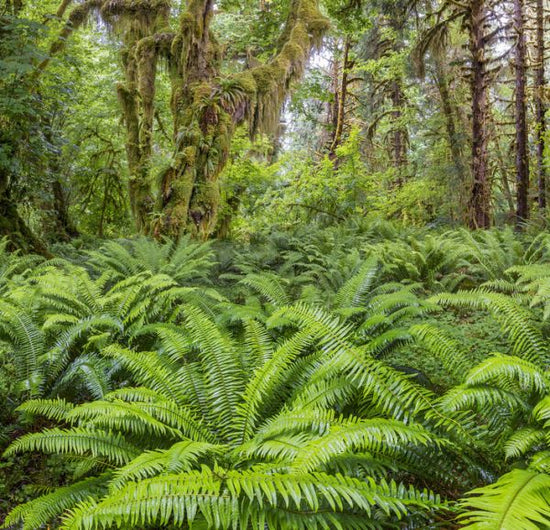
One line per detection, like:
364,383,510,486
4,475,108,530
61,467,444,530
460,469,550,529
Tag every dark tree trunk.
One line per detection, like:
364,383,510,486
514,0,529,226
535,0,546,212
51,179,79,241
0,171,50,256
434,55,468,218
391,80,407,185
468,0,491,228
328,37,351,158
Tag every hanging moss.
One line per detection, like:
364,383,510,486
53,0,328,238
233,71,257,95
157,0,329,238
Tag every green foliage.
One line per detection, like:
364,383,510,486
1,223,550,528
460,469,550,529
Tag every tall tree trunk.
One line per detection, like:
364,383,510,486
118,38,158,233
160,0,221,239
434,55,468,218
492,131,516,216
535,0,547,212
321,41,340,150
514,0,529,226
391,80,407,186
328,36,351,158
468,0,491,228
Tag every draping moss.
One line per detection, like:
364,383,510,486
158,0,329,238
54,0,328,238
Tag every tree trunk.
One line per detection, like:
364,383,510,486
328,36,351,158
535,0,546,212
51,179,79,241
118,33,166,233
468,0,491,229
391,80,407,186
514,0,529,226
159,0,221,239
0,171,50,256
434,55,468,218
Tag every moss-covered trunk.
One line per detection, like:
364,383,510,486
158,0,329,239
114,10,172,233
158,0,225,238
0,171,49,256
118,38,157,232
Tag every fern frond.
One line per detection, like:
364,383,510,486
334,256,378,309
17,398,75,422
460,469,550,529
183,306,243,438
465,354,548,394
505,428,546,460
61,467,444,530
4,475,108,530
240,272,290,306
409,323,470,382
4,428,140,465
234,327,317,444
110,441,222,489
290,418,434,472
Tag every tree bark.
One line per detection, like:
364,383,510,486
468,0,491,228
328,36,351,158
158,0,329,239
514,0,529,226
434,55,468,218
534,0,546,212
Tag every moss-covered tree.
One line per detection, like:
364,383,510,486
52,0,329,237
0,1,50,254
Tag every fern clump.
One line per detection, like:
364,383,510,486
2,224,550,528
